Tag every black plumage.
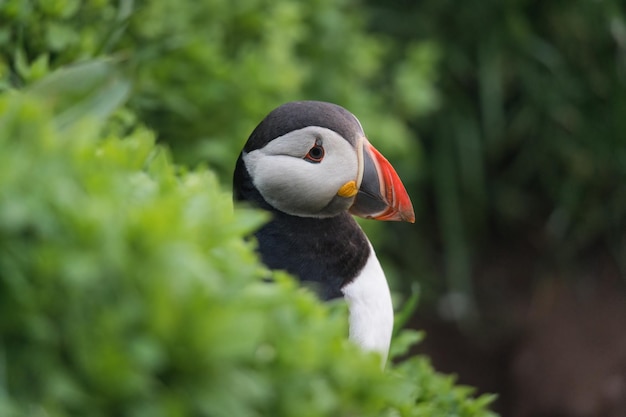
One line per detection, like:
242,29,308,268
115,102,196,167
250,211,370,300
241,101,364,153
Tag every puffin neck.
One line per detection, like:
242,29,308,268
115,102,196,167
254,210,371,300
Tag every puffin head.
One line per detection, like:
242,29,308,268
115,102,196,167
234,101,414,222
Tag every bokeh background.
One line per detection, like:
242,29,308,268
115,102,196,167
2,0,625,415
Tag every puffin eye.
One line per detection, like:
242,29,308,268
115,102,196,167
304,143,325,163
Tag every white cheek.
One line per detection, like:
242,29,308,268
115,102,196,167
242,128,359,217
253,155,332,213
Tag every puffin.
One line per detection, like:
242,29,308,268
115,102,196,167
233,101,414,363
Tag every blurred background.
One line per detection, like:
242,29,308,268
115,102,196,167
2,0,625,415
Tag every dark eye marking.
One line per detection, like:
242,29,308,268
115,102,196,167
304,138,325,163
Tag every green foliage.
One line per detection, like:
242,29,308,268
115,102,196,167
0,0,437,177
366,0,626,305
0,62,496,416
0,0,445,299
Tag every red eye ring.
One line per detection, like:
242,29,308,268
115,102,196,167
304,144,325,163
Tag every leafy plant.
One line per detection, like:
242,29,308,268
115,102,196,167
365,0,626,310
0,0,436,174
0,60,496,416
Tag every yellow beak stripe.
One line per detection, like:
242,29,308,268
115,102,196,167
337,180,358,198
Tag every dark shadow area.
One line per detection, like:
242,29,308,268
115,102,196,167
410,245,626,417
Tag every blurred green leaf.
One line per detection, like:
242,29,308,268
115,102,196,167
27,58,130,130
0,66,495,416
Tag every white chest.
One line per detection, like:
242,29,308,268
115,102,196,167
341,243,394,364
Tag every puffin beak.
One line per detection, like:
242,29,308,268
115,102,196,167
349,139,415,223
